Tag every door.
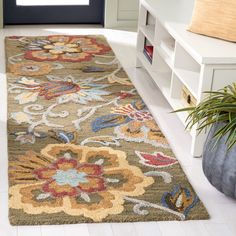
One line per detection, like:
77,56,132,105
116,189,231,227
4,0,104,25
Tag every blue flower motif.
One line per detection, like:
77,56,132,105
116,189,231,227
53,169,88,187
91,100,150,132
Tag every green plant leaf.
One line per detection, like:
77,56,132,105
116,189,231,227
174,83,236,150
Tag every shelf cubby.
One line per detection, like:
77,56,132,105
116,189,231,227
138,6,156,45
156,45,173,69
173,43,200,98
146,11,156,25
137,50,172,99
160,38,175,59
156,20,175,61
140,25,155,45
143,37,154,64
170,72,197,111
152,53,172,97
170,73,194,133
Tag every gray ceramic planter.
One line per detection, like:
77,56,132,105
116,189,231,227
203,122,236,199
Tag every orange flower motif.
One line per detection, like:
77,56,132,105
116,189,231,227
9,144,153,222
92,100,169,148
115,120,169,147
24,35,111,62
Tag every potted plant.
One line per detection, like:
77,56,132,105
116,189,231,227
175,83,236,199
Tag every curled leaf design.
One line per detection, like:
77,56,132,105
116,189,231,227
161,185,199,217
92,114,131,132
81,136,120,147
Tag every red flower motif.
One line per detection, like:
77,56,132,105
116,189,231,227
38,81,81,100
118,92,134,99
129,110,152,121
135,151,178,168
25,81,81,100
34,158,106,197
112,103,153,122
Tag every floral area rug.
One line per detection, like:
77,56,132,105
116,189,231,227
6,35,209,225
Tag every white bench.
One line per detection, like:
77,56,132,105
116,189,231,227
137,0,236,157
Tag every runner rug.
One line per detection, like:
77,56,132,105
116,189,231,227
6,35,209,225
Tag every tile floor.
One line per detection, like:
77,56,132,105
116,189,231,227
0,25,235,236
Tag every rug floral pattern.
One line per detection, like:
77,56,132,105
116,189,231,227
6,35,209,225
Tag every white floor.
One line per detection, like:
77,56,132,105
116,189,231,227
0,25,236,236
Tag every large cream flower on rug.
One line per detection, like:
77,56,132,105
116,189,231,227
9,144,154,222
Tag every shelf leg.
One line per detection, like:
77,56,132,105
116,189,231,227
190,65,213,158
191,131,208,158
136,57,142,68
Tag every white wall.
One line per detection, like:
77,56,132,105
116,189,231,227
117,0,139,21
105,0,139,28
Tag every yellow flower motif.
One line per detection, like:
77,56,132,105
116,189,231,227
9,144,154,222
9,62,52,76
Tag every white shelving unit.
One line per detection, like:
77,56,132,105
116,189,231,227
137,0,236,157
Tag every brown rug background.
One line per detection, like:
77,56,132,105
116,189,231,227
6,35,209,225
